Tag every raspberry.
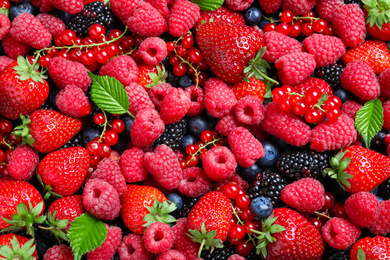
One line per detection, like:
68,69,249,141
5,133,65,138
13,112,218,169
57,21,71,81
90,158,126,197
340,61,380,101
168,0,200,37
127,2,168,37
262,31,303,63
0,13,11,40
130,109,165,148
225,0,253,11
55,85,91,118
368,200,390,236
118,233,153,260
321,217,362,250
344,192,380,227
258,0,282,14
143,222,174,254
40,0,55,12
47,195,85,231
36,13,65,37
379,69,390,99
281,178,325,213
10,13,51,49
228,127,264,168
157,250,186,260
215,114,243,137
178,167,213,197
138,37,168,66
125,83,155,116
82,178,121,220
0,56,14,74
119,147,149,183
43,244,74,260
51,0,83,14
172,218,200,260
144,145,183,190
341,101,362,120
332,4,366,48
7,145,39,181
234,96,264,125
145,0,170,20
227,255,246,260
202,146,237,181
99,55,139,87
275,52,316,85
204,78,237,118
185,85,205,117
262,102,311,147
160,88,191,124
48,57,91,91
245,123,269,142
2,33,31,59
111,0,141,23
315,0,344,22
294,77,333,96
303,34,346,68
149,83,174,110
383,101,390,130
282,0,316,15
310,114,357,152
87,224,122,260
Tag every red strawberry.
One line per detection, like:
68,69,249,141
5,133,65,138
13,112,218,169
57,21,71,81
0,56,49,120
363,0,390,41
37,146,90,197
350,236,390,260
136,62,166,92
0,234,38,259
324,145,390,194
231,76,266,102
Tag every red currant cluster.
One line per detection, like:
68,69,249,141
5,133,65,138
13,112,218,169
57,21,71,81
166,33,208,86
0,119,21,176
272,85,342,124
264,10,335,37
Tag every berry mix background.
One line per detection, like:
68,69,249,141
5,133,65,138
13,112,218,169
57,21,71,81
0,0,389,259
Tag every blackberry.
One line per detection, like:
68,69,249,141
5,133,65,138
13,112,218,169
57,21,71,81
61,133,84,149
178,196,200,217
154,117,188,150
344,0,364,9
201,241,235,260
378,178,390,200
67,1,114,38
247,170,287,207
315,63,344,90
276,149,329,182
323,246,351,260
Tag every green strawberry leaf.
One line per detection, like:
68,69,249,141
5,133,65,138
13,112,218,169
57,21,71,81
0,236,36,260
357,247,366,260
354,99,384,149
363,0,390,29
67,213,107,260
142,199,177,228
89,73,130,115
191,0,224,11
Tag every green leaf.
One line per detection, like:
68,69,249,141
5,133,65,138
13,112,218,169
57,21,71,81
67,213,107,260
355,99,383,149
269,224,286,233
357,247,366,260
89,73,130,115
191,0,224,11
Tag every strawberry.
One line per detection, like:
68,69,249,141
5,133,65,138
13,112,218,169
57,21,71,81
363,0,390,41
342,39,390,75
0,234,38,259
231,76,266,102
187,191,232,257
37,146,90,197
13,109,82,154
0,56,49,120
350,236,390,260
323,145,390,194
136,62,166,92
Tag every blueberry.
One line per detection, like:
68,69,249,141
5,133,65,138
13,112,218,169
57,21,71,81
371,186,379,196
166,71,180,87
259,19,270,30
237,164,262,183
369,130,387,155
333,88,350,103
179,74,193,89
120,115,134,136
49,9,73,23
250,197,273,219
180,135,198,152
377,196,384,202
81,126,101,146
9,0,36,21
188,116,212,136
257,141,280,168
245,7,262,26
111,138,127,153
166,193,183,211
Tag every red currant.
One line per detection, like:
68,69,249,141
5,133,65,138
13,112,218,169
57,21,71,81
302,22,314,36
282,84,295,93
0,119,12,135
94,113,105,125
243,221,256,233
56,50,70,60
38,55,51,68
173,64,187,76
200,130,213,143
169,55,180,66
110,119,125,134
326,108,341,122
60,29,76,45
0,0,10,9
87,141,100,155
323,95,342,110
182,33,194,48
240,207,255,222
281,10,294,23
263,23,276,32
185,144,197,155
89,154,102,167
279,99,292,111
276,22,290,35
309,218,323,231
235,195,250,208
0,149,4,163
104,130,118,146
305,109,326,124
166,41,175,52
304,86,322,105
292,101,309,116
107,29,122,44
122,36,135,49
223,183,240,199
95,49,109,64
313,19,327,33
289,23,302,37
4,149,13,162
188,48,203,64
235,242,253,257
322,191,335,210
229,224,245,240
272,87,288,104
80,50,96,65
186,155,199,167
98,143,111,157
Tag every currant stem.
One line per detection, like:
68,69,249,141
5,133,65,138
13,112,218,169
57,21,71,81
186,137,221,166
98,110,109,143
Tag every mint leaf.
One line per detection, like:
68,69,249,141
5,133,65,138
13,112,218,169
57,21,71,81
67,213,107,260
354,99,383,149
191,0,224,11
89,73,129,115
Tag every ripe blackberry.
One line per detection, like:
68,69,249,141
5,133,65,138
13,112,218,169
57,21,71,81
67,1,114,38
344,0,364,8
178,196,200,217
201,241,235,260
61,133,84,149
247,170,287,207
315,63,344,90
154,117,188,150
378,178,390,200
323,246,351,260
276,149,329,182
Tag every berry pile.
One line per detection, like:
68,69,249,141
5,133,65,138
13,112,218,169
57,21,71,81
0,0,390,259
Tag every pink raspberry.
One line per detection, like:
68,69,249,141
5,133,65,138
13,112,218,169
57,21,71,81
7,145,39,181
90,158,126,197
55,85,91,118
282,0,316,15
215,114,243,137
51,0,83,14
99,55,139,87
149,83,174,110
157,250,186,260
262,31,303,63
160,88,191,124
275,52,317,85
40,0,55,13
138,37,168,66
178,167,213,197
168,0,199,37
344,192,380,227
225,0,253,11
111,0,142,24
36,13,65,37
383,101,390,130
127,2,168,37
87,224,122,260
245,123,269,142
43,244,74,260
321,217,361,250
145,0,170,20
118,233,153,260
204,78,237,118
2,33,30,59
234,96,264,125
258,0,281,14
262,102,311,147
310,114,357,152
143,222,174,254
0,13,11,40
213,173,248,192
48,57,91,91
228,127,264,168
185,85,205,117
281,178,325,213
227,255,246,260
82,178,121,220
315,0,344,22
0,56,14,73
340,60,380,101
125,82,155,116
172,218,199,260
119,147,149,183
379,69,390,99
202,146,237,181
341,100,362,120
130,109,165,148
368,200,390,236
